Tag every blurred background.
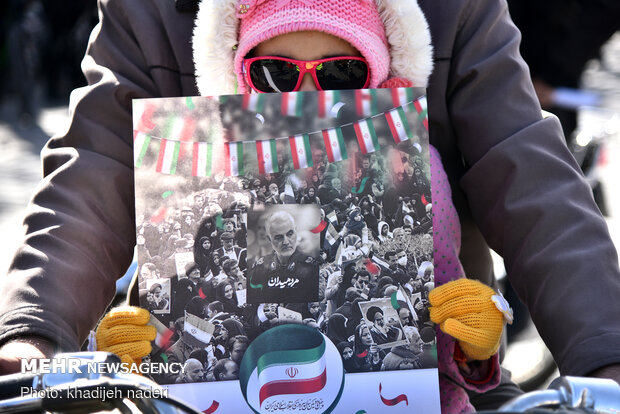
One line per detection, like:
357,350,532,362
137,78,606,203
0,0,618,392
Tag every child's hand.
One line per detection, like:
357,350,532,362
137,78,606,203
429,279,507,361
95,306,157,366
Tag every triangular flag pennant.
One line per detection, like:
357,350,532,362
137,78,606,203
225,141,244,176
322,128,348,162
288,134,313,170
134,131,151,168
391,88,415,107
242,94,265,112
413,96,429,130
385,106,413,143
192,142,213,177
156,139,180,174
281,92,304,117
318,90,341,118
355,89,378,117
353,118,379,154
256,139,279,174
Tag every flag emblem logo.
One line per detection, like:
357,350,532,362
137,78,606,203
239,325,345,414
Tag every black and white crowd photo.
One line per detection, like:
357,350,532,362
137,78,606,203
132,89,437,384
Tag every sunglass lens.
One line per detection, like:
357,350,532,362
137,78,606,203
249,59,299,92
317,59,368,90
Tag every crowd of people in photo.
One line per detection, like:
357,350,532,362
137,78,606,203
136,143,437,384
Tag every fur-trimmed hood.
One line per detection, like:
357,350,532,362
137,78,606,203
192,0,433,96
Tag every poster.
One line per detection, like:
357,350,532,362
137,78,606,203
133,88,440,413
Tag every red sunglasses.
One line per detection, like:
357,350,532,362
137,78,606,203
243,56,370,93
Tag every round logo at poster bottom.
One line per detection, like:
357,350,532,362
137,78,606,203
239,324,345,414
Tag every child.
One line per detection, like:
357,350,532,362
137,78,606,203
96,1,509,412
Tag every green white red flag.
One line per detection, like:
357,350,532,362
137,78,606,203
134,131,151,168
281,92,304,117
353,118,379,154
391,88,415,107
184,312,215,348
192,142,213,177
318,90,341,118
156,139,180,174
322,128,348,162
243,94,265,112
257,344,327,405
225,141,244,176
256,139,279,174
288,134,313,169
355,89,378,117
385,106,413,143
413,96,429,130
162,116,196,160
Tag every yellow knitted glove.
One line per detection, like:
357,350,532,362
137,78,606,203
429,279,506,361
95,306,157,367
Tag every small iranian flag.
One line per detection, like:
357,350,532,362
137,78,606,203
385,106,413,143
391,88,416,107
133,131,151,167
162,115,196,160
256,139,279,174
326,210,338,225
192,142,213,177
322,128,347,162
324,222,340,247
353,118,379,154
318,90,341,118
225,141,244,176
281,92,304,117
355,89,378,117
156,139,180,174
243,94,266,112
413,96,429,130
289,134,313,169
184,312,215,348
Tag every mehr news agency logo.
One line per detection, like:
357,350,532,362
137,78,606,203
239,324,345,414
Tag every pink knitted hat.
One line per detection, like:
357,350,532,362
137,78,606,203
233,0,390,93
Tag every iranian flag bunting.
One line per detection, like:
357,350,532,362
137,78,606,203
289,134,313,169
413,96,429,130
318,90,341,118
156,139,180,174
282,92,304,117
242,94,265,112
353,118,379,154
322,128,347,162
256,337,327,405
391,88,415,107
134,131,151,167
385,106,413,143
256,139,279,174
225,141,244,176
355,89,378,117
162,116,196,160
192,142,213,177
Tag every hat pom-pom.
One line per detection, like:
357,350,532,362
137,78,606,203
379,77,414,89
